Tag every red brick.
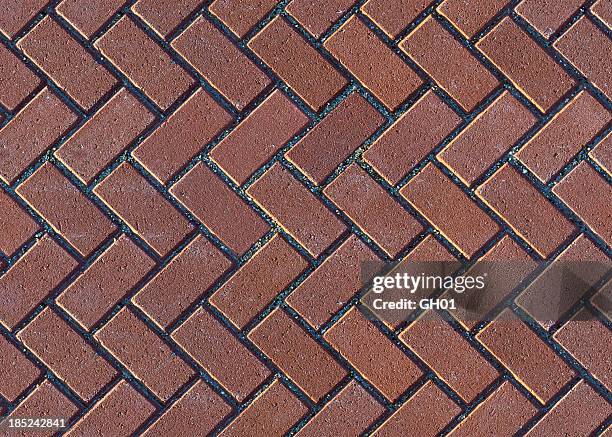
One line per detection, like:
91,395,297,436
364,90,461,184
18,308,117,401
324,307,422,401
516,0,583,38
517,92,610,182
526,380,611,436
401,311,499,402
171,163,269,255
144,380,232,436
362,0,432,38
172,308,270,402
95,308,193,401
132,0,202,38
287,92,385,184
94,162,192,257
592,279,611,320
287,235,380,329
68,380,156,436
57,0,125,38
133,89,231,183
324,164,423,257
210,234,308,329
211,90,308,185
172,17,271,111
476,164,575,258
0,43,39,111
209,0,277,38
133,235,231,329
439,91,536,185
438,0,510,38
400,163,500,258
249,308,347,401
591,133,611,175
401,17,498,111
249,16,348,111
325,16,422,110
18,17,116,110
0,236,77,330
219,379,307,436
449,381,537,436
592,0,612,27
0,335,40,402
477,309,575,403
287,0,355,38
0,188,38,255
247,164,346,257
0,87,77,184
297,380,384,436
95,16,193,110
376,381,460,436
57,234,155,330
57,88,155,184
477,17,574,112
17,163,116,257
0,0,48,38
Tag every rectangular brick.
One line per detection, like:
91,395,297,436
0,43,40,111
516,0,583,38
362,0,432,38
249,16,348,111
591,133,611,175
0,188,38,255
0,0,47,38
438,0,510,38
592,0,612,27
132,0,202,38
210,0,277,38
0,335,40,402
287,0,355,38
324,164,423,257
57,0,125,38
325,16,422,110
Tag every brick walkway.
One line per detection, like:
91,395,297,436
0,0,611,435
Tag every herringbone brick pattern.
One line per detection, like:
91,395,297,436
0,0,610,435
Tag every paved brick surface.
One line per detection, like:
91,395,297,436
1,1,610,434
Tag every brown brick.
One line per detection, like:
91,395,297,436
211,90,308,185
0,188,38,255
592,279,611,321
132,0,202,38
210,234,308,329
249,16,348,111
592,0,612,27
172,308,270,402
0,87,77,184
249,308,347,401
517,92,610,182
362,0,432,38
449,381,537,436
439,91,536,185
591,133,611,175
477,17,574,112
171,163,269,255
0,335,40,402
18,17,116,110
400,163,500,258
18,308,117,401
172,18,270,111
247,164,346,257
287,0,355,38
219,379,308,436
476,164,575,258
324,164,423,257
297,380,384,436
133,235,231,329
17,163,116,257
401,311,499,402
401,17,498,111
68,380,156,436
0,0,48,38
57,88,155,184
0,236,77,330
0,43,40,111
516,0,583,38
57,0,125,38
364,90,461,184
94,162,192,257
144,380,232,436
477,309,575,403
375,381,460,437
526,380,611,436
57,234,155,330
133,89,231,183
324,307,422,401
95,308,193,401
325,16,422,110
438,0,510,38
287,92,385,184
95,16,193,110
209,0,277,38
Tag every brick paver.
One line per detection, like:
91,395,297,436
0,188,38,256
0,43,40,111
210,0,277,38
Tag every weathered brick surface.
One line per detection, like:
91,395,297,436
0,335,40,402
0,188,38,256
0,43,40,111
362,0,432,38
438,0,509,38
57,0,125,39
0,0,48,38
516,0,583,38
132,0,202,38
210,0,277,38
287,0,355,38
